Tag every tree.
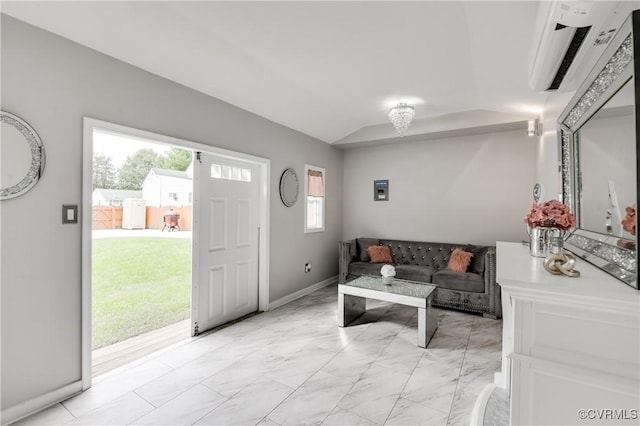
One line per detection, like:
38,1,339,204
160,147,192,171
117,149,161,190
93,153,117,190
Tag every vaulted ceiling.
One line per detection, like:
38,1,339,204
2,1,553,145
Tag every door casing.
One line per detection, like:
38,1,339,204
81,117,270,390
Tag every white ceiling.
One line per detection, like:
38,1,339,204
2,1,552,144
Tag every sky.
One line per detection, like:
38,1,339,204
93,130,171,168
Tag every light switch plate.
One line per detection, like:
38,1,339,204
62,205,78,224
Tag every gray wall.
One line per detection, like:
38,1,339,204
342,129,534,246
1,15,343,410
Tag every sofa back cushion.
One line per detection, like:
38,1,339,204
355,238,491,274
380,239,464,270
356,238,380,262
465,244,488,274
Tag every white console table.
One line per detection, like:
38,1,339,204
472,241,640,425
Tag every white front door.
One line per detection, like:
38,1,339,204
192,152,260,334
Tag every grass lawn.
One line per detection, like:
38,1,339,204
92,237,191,349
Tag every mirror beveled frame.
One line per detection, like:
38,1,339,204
279,168,299,207
0,111,46,200
558,10,639,288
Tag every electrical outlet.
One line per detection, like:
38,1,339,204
304,263,311,273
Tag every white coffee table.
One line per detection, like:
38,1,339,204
338,276,439,348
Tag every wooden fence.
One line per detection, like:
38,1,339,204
92,206,123,230
92,205,192,231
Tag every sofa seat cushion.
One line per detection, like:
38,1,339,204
432,270,484,293
395,265,436,283
349,261,385,277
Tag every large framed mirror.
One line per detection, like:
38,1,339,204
559,10,638,288
1,111,46,200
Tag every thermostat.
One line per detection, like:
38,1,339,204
374,180,389,201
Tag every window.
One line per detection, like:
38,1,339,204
304,164,325,233
210,163,252,182
168,192,178,201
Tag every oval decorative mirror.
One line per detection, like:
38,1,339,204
1,111,45,200
279,168,298,207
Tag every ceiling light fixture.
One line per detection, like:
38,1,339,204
389,103,415,136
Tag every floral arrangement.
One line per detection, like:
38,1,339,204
622,205,636,236
380,264,396,277
524,199,576,232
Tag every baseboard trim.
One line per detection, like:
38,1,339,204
1,381,82,426
268,275,337,311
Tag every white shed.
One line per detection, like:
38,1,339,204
92,188,143,206
142,167,192,207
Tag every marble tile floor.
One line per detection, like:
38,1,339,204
15,284,502,426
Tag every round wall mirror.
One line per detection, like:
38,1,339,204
1,111,45,200
279,168,298,207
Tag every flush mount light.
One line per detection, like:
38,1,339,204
389,103,415,136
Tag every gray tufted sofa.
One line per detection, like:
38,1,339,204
339,238,501,319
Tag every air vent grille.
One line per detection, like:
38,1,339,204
548,26,591,91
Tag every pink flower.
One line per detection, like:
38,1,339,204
524,200,576,232
622,205,636,236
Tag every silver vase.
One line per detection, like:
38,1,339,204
529,226,563,257
381,275,394,285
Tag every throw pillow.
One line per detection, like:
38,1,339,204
448,248,473,273
368,245,393,263
357,238,380,262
